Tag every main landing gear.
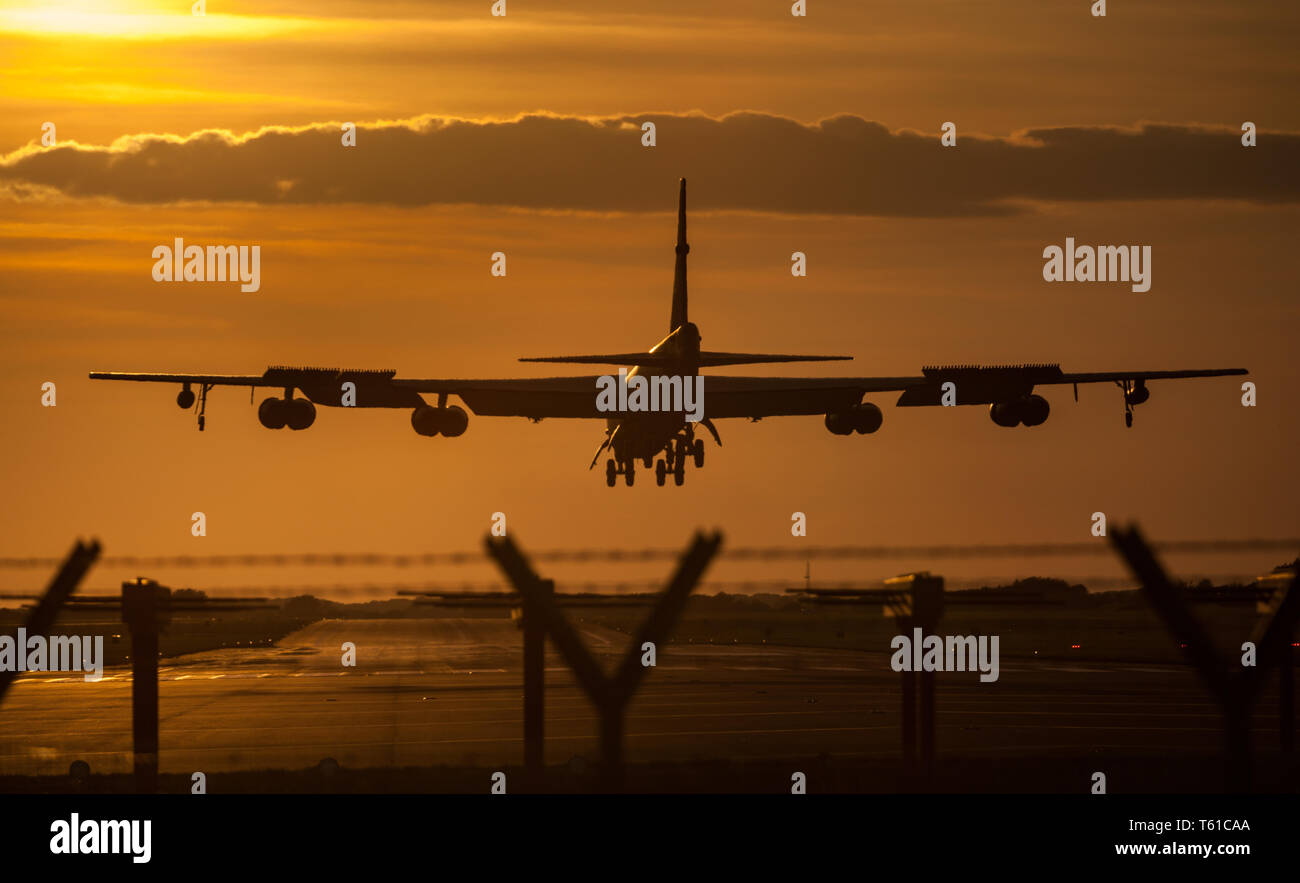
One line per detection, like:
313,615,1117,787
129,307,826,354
606,458,635,487
604,423,718,488
653,433,704,487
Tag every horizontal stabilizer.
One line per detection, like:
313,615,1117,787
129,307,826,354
519,353,674,366
697,351,852,367
520,351,852,368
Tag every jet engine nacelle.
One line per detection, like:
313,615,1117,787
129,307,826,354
412,404,469,437
258,396,287,429
412,405,441,436
441,405,469,437
259,397,315,430
989,401,1020,427
285,398,316,431
825,412,853,435
1020,394,1049,427
825,402,883,435
851,402,883,434
990,395,1049,427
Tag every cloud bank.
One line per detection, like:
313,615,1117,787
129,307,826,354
2,112,1294,215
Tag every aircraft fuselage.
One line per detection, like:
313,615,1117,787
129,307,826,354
608,322,701,460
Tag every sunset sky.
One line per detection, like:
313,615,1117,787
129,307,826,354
1,0,1297,597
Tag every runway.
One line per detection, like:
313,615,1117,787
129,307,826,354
0,617,1284,778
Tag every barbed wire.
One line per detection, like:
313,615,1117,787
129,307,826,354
0,538,1294,570
0,573,1264,600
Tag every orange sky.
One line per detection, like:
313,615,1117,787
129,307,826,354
1,0,1296,597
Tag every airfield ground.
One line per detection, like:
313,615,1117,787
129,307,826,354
0,614,1294,793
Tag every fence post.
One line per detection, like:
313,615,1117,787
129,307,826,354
0,540,100,706
1281,643,1295,753
1112,525,1300,792
122,578,170,794
486,531,722,791
522,578,552,775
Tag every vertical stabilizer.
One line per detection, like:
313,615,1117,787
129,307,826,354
670,178,689,331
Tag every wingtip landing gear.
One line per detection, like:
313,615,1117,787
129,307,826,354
1116,379,1148,429
181,382,213,432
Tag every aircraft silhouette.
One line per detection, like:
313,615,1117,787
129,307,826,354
91,179,1246,487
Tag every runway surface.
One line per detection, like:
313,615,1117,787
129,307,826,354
0,617,1284,777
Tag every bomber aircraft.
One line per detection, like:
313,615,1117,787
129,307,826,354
91,180,1247,487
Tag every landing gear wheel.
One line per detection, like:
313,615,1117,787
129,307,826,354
605,459,617,487
673,456,685,486
624,462,635,486
655,459,667,486
692,438,704,468
643,455,653,469
1125,411,1133,428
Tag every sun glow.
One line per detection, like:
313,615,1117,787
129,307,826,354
0,2,329,40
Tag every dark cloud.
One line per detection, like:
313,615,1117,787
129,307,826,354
1,113,1293,215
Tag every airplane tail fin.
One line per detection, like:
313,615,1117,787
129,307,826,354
670,178,688,332
519,180,852,370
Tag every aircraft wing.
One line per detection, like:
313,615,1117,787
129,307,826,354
705,365,1246,417
89,367,610,418
90,363,1247,424
88,371,266,386
394,376,607,418
697,375,926,418
88,367,923,421
887,364,1247,407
